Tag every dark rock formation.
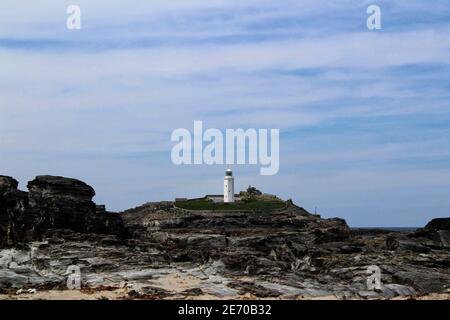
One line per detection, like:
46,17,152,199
386,217,450,253
0,175,125,248
425,218,450,231
0,176,19,194
1,175,449,299
26,176,125,237
121,201,354,274
119,201,449,297
26,176,98,237
0,176,28,247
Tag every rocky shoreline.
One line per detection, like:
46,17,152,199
0,175,449,300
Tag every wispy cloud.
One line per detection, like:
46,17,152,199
1,1,450,226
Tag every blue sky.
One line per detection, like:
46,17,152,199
1,0,450,227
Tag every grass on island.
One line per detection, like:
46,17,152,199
175,197,286,211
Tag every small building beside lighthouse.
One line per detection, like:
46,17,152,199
223,168,235,203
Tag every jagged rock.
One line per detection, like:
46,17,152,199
425,218,450,231
0,175,125,248
402,217,450,250
312,218,350,243
386,234,431,253
89,211,126,236
381,284,416,297
26,175,98,235
1,176,449,299
27,175,95,202
392,270,444,293
0,176,28,247
0,176,19,194
384,217,450,252
416,218,450,249
27,175,126,238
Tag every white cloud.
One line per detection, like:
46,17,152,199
1,0,450,226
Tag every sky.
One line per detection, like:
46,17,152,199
1,0,450,227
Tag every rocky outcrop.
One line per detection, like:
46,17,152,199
386,217,450,253
425,218,450,231
0,175,125,247
0,176,28,247
121,201,353,271
417,218,450,249
26,176,98,237
118,202,450,297
0,176,19,194
26,176,125,237
1,174,449,299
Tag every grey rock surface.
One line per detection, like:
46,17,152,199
1,174,449,299
0,175,125,247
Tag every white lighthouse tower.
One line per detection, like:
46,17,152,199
223,168,235,203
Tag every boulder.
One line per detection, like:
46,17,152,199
27,175,95,200
409,217,450,250
26,176,126,238
0,176,19,195
26,176,97,235
424,218,450,231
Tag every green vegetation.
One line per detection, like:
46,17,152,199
175,197,286,211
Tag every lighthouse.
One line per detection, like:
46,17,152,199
224,168,235,203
